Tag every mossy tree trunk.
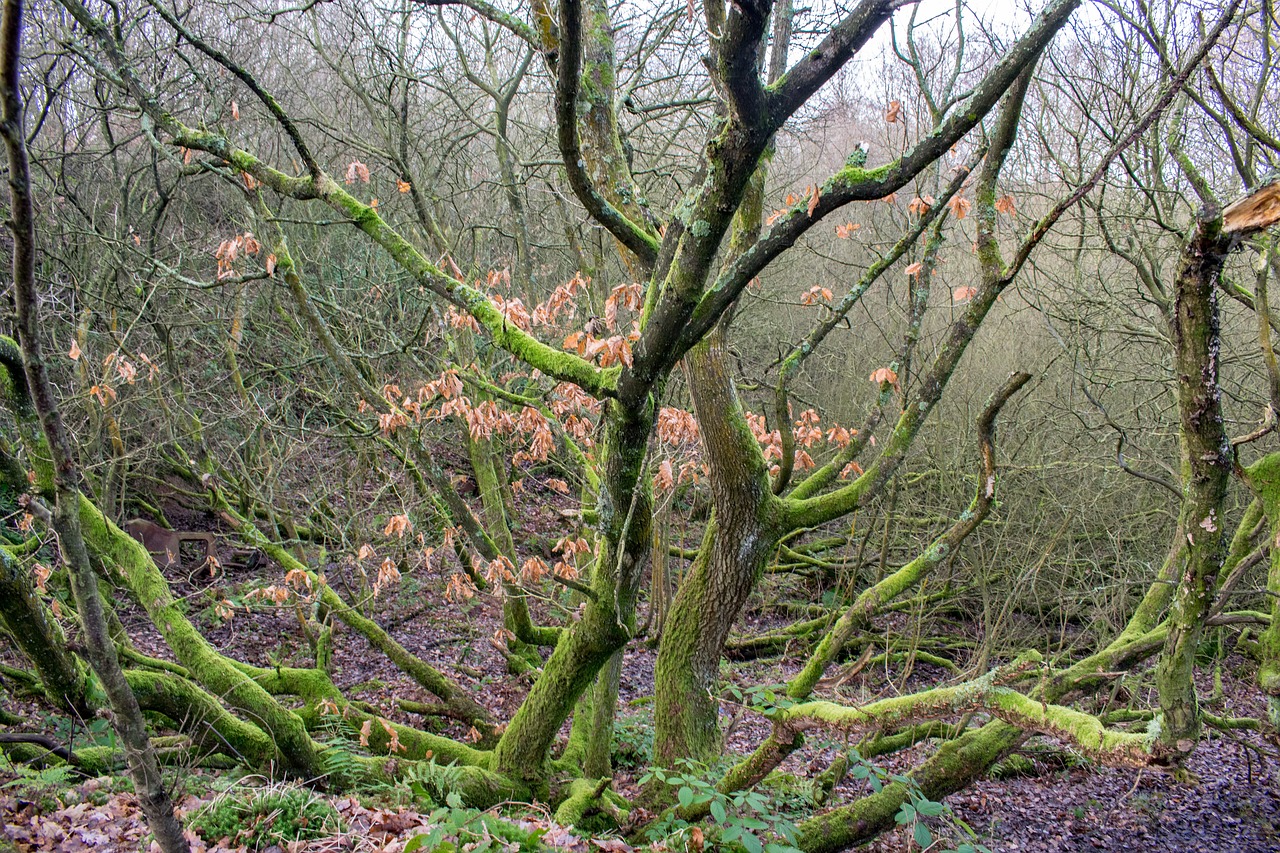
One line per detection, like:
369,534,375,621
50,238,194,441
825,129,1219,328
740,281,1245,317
1154,212,1233,759
0,546,93,716
653,325,780,765
0,5,190,846
1242,453,1280,727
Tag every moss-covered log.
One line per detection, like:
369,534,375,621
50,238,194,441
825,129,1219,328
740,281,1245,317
77,501,326,778
0,546,93,716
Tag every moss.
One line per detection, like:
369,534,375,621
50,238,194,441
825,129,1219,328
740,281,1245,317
124,669,274,765
795,721,1022,853
826,162,892,191
553,777,628,832
0,546,94,715
76,500,325,778
355,756,526,809
1245,455,1280,697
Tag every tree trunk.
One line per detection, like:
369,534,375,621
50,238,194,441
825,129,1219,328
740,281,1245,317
0,4,190,845
1155,212,1232,759
654,327,779,765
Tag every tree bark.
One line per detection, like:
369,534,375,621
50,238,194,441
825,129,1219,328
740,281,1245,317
1155,211,1233,760
0,4,189,847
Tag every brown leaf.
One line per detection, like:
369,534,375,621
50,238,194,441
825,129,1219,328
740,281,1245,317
869,367,899,388
885,100,902,123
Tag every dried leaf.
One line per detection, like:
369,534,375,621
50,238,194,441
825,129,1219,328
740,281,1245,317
869,367,899,388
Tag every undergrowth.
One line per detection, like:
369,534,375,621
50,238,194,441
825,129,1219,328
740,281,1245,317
189,782,344,850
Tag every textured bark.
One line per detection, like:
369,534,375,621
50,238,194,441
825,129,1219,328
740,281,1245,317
1155,212,1232,758
0,545,93,716
491,398,652,790
654,327,778,765
0,4,189,845
1242,454,1280,727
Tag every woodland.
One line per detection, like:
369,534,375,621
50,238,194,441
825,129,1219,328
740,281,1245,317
1,0,1280,850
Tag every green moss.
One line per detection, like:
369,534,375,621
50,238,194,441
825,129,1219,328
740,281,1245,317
190,785,344,850
827,162,892,190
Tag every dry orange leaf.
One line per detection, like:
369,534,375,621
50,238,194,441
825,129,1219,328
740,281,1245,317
995,194,1017,216
869,367,899,387
885,100,902,123
800,285,834,305
953,285,978,302
947,196,972,219
345,160,371,184
908,195,934,215
397,179,411,193
904,261,924,277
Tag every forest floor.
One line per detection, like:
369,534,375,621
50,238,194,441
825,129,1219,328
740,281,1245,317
2,500,1280,852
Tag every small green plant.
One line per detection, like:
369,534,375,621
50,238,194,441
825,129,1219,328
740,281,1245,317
612,710,654,770
0,754,76,813
401,758,467,805
640,760,803,853
848,752,991,853
405,792,548,852
189,783,343,850
723,682,795,716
